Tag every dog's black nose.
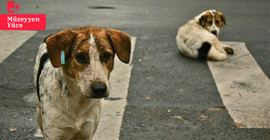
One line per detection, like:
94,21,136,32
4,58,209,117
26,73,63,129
211,30,217,35
91,83,107,96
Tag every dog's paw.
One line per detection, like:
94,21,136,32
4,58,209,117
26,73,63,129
224,47,234,55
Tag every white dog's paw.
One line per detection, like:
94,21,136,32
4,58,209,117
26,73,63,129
222,44,234,55
224,46,234,55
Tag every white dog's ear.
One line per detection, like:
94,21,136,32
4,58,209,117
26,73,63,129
46,29,76,68
221,14,226,25
106,28,131,64
216,11,226,25
199,15,207,27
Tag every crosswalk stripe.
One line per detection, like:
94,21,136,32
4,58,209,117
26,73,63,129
208,42,270,128
0,31,37,63
93,37,136,140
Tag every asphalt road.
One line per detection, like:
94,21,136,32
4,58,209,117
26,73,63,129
0,0,270,139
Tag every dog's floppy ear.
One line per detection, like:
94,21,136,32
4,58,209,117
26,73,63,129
216,11,226,26
199,15,207,27
46,29,76,68
106,28,131,64
221,14,226,25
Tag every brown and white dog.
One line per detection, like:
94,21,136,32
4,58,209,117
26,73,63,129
34,26,131,139
176,10,233,61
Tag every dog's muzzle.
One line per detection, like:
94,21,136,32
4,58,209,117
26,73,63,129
91,82,108,98
211,30,217,36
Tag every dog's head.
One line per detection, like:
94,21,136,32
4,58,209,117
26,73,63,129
45,26,131,98
196,10,226,36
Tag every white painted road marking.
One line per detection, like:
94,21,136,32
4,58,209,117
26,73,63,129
208,42,270,128
93,37,136,140
0,31,37,63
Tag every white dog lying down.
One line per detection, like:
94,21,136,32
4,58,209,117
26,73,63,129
176,10,233,61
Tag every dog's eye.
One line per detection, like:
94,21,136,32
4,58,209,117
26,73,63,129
103,53,112,63
75,53,86,64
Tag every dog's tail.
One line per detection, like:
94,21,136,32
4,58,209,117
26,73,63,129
198,42,211,60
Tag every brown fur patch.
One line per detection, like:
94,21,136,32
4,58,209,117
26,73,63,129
46,29,76,68
106,28,131,64
199,12,213,28
94,29,115,77
46,26,130,81
199,11,226,29
214,11,226,27
224,47,234,55
63,32,91,80
63,27,114,80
